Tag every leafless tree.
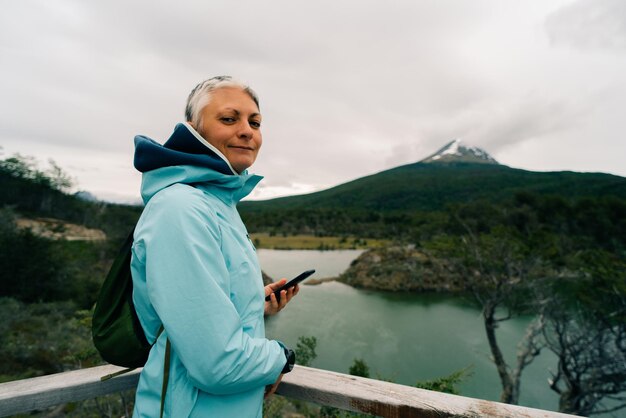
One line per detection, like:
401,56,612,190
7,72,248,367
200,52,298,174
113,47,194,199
542,282,626,416
454,223,546,404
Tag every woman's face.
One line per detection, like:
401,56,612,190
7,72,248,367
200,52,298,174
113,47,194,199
194,87,262,173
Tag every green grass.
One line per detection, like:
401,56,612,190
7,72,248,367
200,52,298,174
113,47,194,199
249,233,389,250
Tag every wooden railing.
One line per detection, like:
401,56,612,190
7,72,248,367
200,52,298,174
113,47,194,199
0,365,580,418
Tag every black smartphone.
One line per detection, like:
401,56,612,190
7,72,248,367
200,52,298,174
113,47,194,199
265,269,315,302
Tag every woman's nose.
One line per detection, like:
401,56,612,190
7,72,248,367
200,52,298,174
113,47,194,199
238,122,254,139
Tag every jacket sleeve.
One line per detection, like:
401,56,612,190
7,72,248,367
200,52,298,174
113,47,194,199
136,187,285,395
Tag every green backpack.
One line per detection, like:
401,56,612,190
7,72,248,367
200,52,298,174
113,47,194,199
92,228,152,369
92,228,171,416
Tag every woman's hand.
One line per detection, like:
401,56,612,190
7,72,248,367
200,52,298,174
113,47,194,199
264,374,283,398
264,279,299,316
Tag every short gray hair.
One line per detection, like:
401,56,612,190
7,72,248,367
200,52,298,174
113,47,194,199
184,76,260,127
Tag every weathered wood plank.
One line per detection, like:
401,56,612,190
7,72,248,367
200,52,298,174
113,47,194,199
0,365,581,418
276,366,581,418
0,365,140,417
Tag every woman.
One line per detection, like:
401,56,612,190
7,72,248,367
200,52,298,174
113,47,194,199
131,76,298,417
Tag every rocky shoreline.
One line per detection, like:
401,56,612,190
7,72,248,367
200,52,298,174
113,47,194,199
337,245,465,293
263,245,466,293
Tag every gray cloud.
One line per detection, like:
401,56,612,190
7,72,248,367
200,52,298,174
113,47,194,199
546,0,626,52
1,0,625,201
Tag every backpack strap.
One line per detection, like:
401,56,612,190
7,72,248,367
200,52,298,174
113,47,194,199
100,367,136,381
101,326,171,417
160,337,171,418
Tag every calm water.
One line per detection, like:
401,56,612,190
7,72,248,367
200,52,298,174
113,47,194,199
258,249,561,413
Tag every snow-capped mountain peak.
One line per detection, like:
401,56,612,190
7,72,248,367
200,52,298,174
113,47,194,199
420,139,498,164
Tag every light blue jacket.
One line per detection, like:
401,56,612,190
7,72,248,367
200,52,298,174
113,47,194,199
131,124,286,417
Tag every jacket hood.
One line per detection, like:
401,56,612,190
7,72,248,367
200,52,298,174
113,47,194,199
134,123,262,204
134,122,237,175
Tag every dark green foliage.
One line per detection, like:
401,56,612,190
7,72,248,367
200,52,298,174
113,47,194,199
0,207,109,307
0,154,73,192
319,407,375,418
553,250,626,321
0,208,65,303
296,335,318,367
0,297,138,417
0,298,99,381
414,366,473,395
348,358,370,378
0,155,85,222
443,194,626,256
346,358,471,395
0,153,141,307
54,240,111,309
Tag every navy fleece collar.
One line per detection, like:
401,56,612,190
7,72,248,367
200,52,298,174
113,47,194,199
134,122,237,175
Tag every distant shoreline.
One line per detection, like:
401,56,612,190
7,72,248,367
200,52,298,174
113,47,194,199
250,233,388,250
303,277,338,286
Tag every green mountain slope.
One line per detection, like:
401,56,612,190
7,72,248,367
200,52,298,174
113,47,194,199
241,162,626,213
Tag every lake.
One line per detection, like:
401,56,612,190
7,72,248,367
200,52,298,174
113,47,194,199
258,249,561,413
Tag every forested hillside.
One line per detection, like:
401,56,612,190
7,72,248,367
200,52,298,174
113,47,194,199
1,154,142,240
240,162,626,240
242,162,626,211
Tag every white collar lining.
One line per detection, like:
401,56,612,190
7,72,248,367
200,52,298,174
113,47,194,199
183,122,238,175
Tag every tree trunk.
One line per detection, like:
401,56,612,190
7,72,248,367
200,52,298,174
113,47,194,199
483,302,517,404
558,390,589,416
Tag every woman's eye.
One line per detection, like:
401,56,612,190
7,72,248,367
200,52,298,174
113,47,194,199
221,117,236,123
250,120,261,128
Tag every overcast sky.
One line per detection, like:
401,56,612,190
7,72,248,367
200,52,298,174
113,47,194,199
1,0,625,203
